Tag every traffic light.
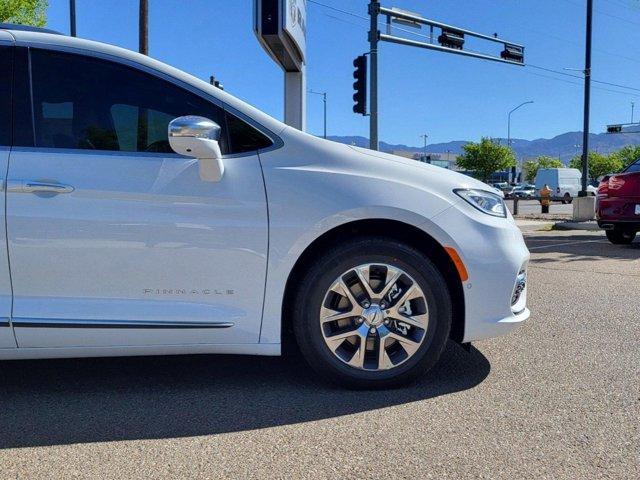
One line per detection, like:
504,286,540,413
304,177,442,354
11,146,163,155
438,29,465,50
607,124,623,133
501,44,524,63
353,55,367,115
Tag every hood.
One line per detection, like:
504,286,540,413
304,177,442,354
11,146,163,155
348,145,493,192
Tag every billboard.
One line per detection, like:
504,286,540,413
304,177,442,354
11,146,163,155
254,0,307,72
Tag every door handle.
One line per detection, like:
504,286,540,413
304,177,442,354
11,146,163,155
12,181,75,194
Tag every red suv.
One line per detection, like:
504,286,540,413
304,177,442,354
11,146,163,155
596,158,640,244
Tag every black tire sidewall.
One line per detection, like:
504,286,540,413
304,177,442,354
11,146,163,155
606,228,636,245
292,238,452,388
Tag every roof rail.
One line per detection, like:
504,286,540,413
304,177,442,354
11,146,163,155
0,23,63,35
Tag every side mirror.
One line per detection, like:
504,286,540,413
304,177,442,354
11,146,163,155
168,116,224,182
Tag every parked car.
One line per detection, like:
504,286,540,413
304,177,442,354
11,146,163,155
0,24,530,388
596,158,640,244
485,183,506,198
511,185,536,199
535,168,582,204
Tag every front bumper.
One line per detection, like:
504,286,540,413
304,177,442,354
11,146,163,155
431,201,531,343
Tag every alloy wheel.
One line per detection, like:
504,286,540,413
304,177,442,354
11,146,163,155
319,263,429,371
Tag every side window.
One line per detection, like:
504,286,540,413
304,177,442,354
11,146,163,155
225,111,273,154
30,49,227,154
0,46,11,146
626,160,640,173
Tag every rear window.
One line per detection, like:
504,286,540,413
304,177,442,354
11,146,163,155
624,159,640,173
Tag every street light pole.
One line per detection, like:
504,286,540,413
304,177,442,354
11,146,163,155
308,90,328,139
420,133,428,161
579,0,593,197
507,100,533,183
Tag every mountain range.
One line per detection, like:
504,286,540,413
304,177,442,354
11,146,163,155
328,129,640,164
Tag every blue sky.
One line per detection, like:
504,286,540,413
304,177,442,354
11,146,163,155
44,0,640,147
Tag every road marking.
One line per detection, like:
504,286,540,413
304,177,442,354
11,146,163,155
528,240,608,250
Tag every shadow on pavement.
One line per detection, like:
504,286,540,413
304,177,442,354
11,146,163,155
0,341,489,449
526,234,640,264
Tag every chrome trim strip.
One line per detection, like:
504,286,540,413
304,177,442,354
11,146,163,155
12,318,235,329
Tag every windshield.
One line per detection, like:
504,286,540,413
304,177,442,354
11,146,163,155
624,158,640,173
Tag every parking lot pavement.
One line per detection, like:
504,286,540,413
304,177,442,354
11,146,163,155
1,231,638,479
507,199,574,217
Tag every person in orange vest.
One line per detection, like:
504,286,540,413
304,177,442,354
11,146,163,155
540,184,552,214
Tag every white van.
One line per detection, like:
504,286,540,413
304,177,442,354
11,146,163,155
535,168,581,204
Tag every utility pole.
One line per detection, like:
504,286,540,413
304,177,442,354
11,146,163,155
579,0,593,197
369,1,380,150
69,0,76,37
420,133,428,161
139,0,149,55
508,101,533,183
632,102,635,124
309,90,328,139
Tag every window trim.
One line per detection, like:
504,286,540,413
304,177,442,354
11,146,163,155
16,42,283,158
0,42,13,147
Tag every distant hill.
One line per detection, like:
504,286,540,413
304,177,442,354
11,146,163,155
328,130,640,164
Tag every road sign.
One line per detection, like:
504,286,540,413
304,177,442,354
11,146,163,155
254,0,306,72
254,0,307,131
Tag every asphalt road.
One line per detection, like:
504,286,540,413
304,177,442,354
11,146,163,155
1,230,638,479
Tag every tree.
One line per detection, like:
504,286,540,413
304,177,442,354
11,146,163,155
0,0,48,27
456,137,516,182
569,152,623,180
522,156,564,183
609,145,640,169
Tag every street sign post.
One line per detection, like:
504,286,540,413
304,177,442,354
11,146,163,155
254,0,307,130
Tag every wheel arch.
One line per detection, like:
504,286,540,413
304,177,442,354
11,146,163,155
281,219,466,351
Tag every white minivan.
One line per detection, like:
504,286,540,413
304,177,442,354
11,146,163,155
535,168,582,204
0,24,530,388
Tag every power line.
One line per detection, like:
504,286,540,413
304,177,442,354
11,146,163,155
518,25,640,65
559,0,640,27
310,0,640,96
605,0,640,10
308,0,369,21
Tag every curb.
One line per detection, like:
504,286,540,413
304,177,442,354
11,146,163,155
553,221,601,231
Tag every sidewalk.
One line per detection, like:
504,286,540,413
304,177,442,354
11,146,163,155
515,219,554,232
553,220,600,231
514,218,602,232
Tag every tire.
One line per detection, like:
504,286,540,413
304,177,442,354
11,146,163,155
606,228,636,245
292,237,452,389
562,193,572,205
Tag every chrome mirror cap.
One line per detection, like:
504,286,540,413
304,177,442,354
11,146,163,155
168,116,224,182
169,116,221,141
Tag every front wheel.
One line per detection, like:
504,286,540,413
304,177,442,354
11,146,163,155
606,228,636,245
292,237,452,389
562,193,572,204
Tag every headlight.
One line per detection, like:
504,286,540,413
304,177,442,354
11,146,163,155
454,188,507,218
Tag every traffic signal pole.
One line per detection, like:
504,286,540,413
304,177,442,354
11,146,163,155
369,1,380,150
362,2,524,152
